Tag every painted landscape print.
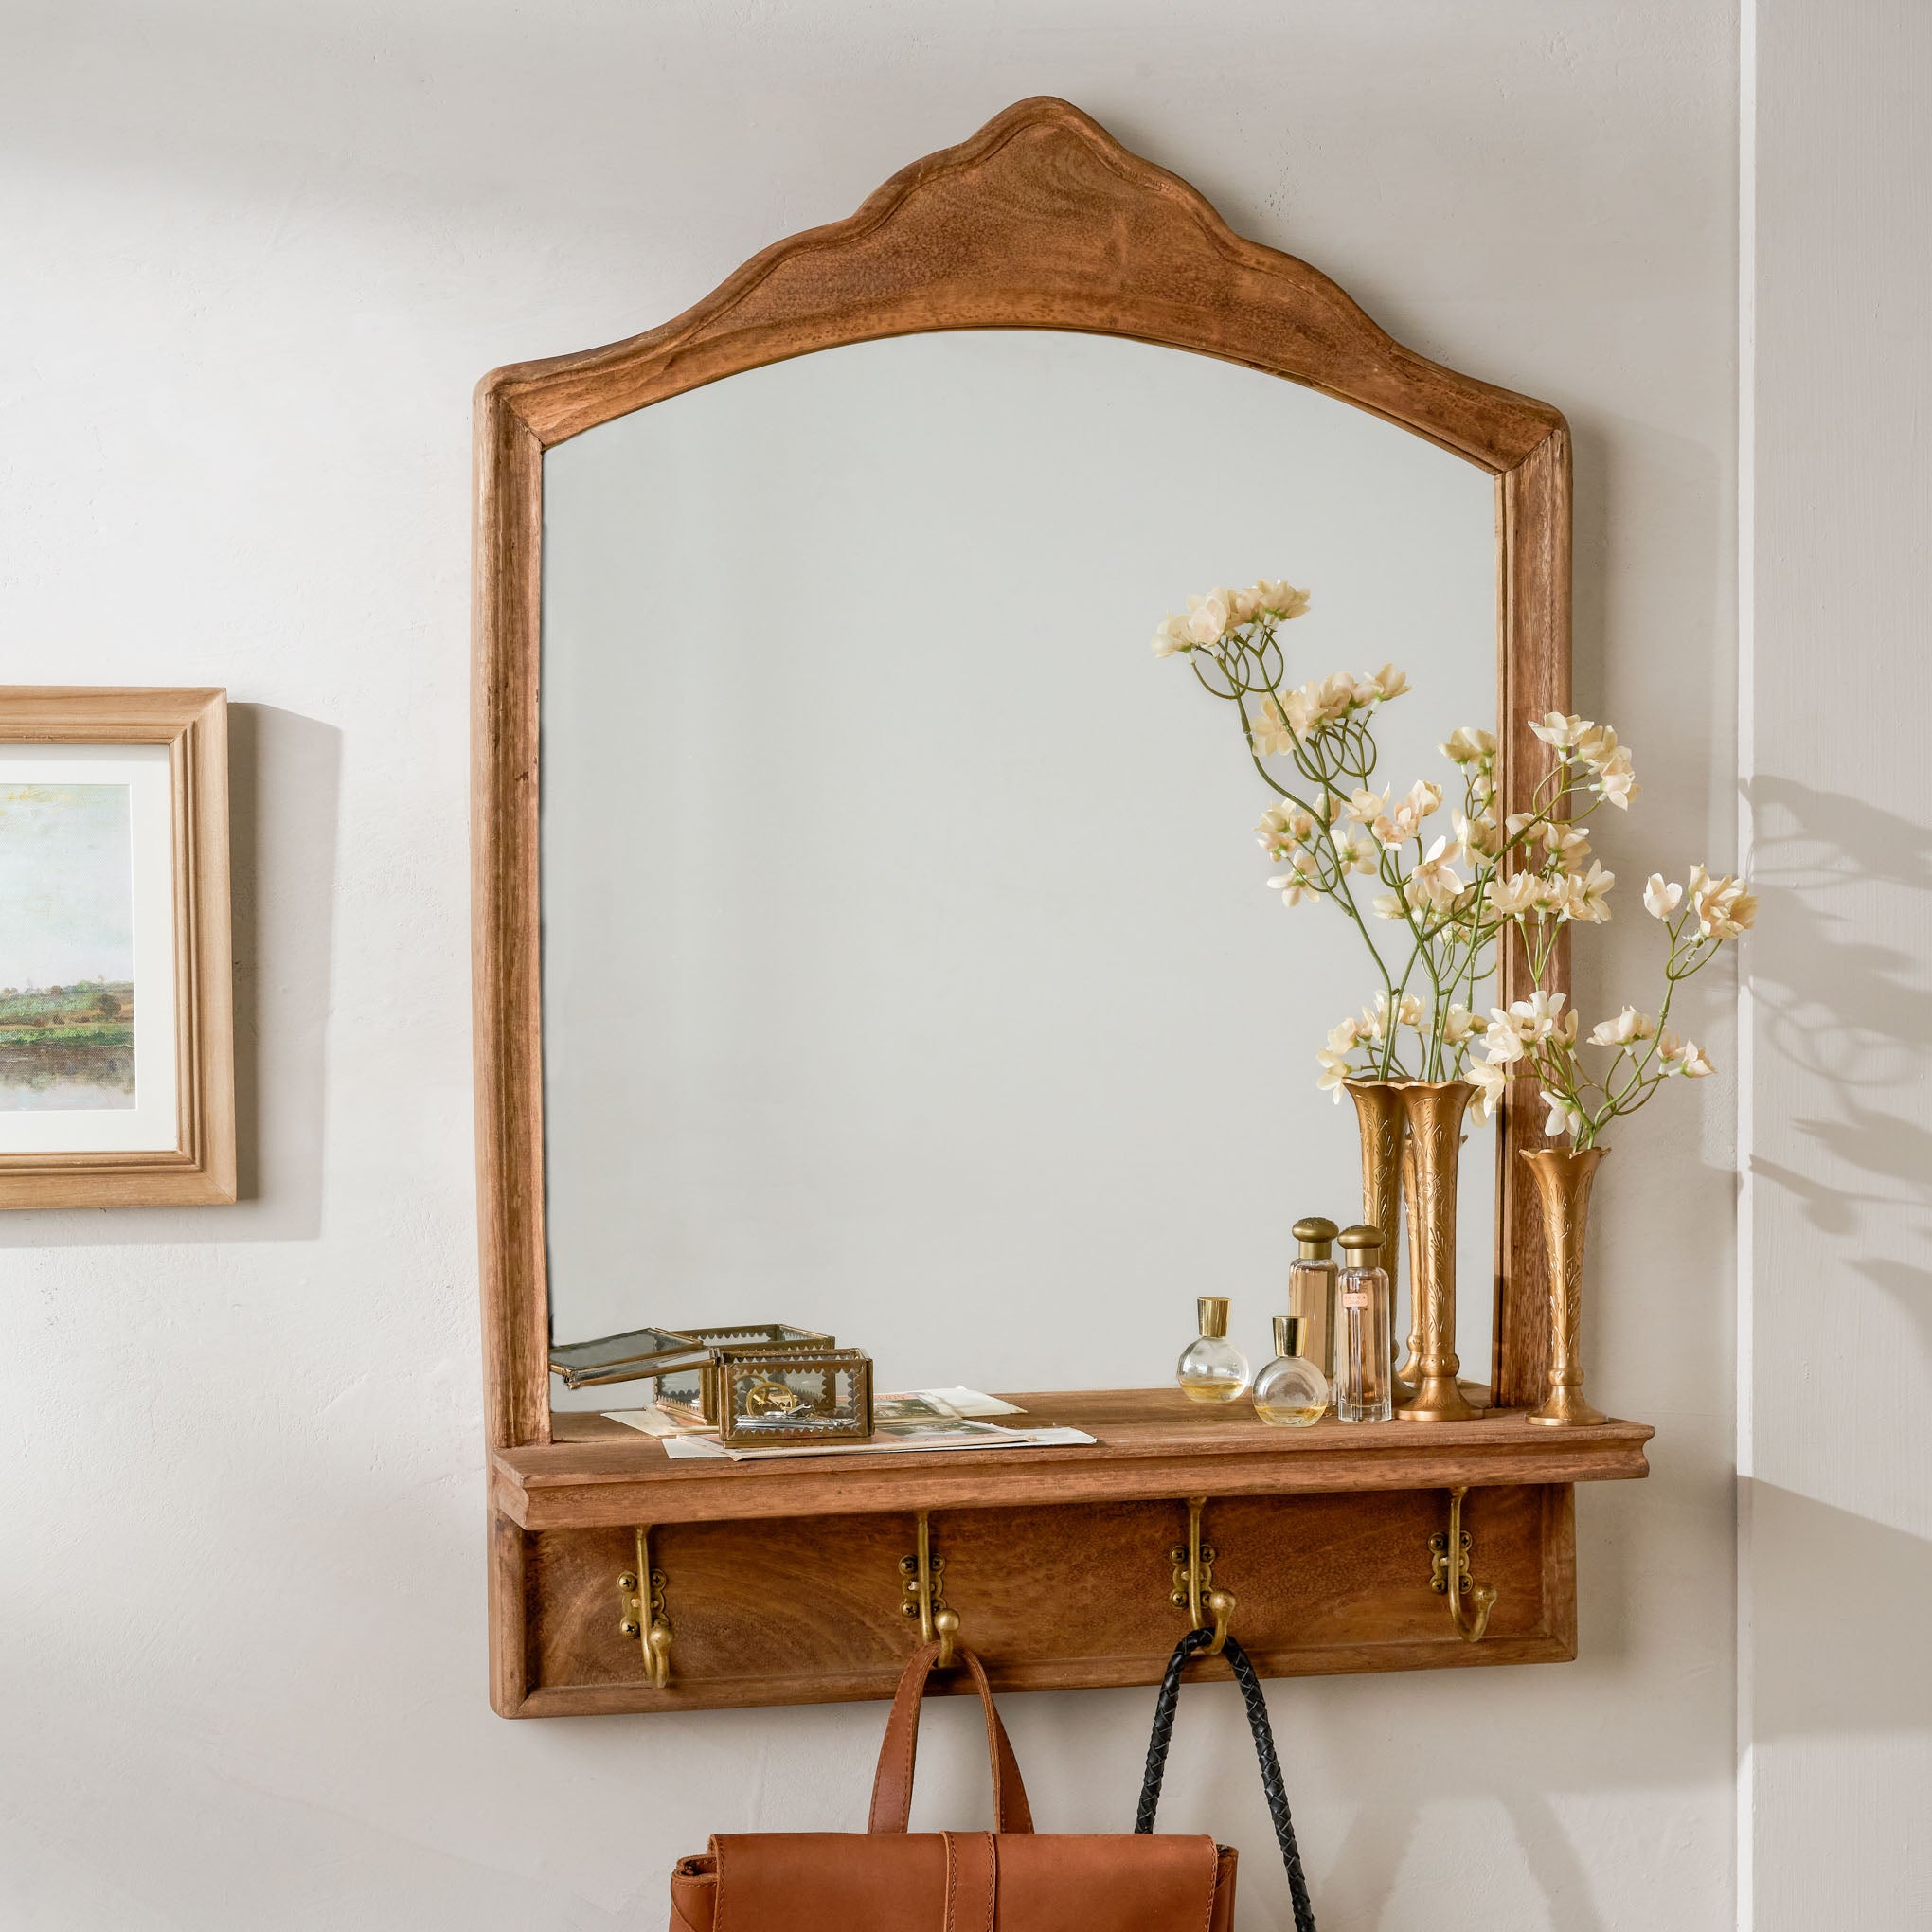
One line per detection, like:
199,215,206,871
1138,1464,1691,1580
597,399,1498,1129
0,784,136,1109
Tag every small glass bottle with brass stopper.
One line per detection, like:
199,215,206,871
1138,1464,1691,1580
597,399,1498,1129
1252,1315,1329,1427
1334,1225,1394,1423
1288,1216,1339,1388
1175,1296,1250,1404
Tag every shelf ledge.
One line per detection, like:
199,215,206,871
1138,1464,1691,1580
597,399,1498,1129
494,1388,1653,1531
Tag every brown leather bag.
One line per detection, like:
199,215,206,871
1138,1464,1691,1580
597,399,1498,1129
668,1640,1236,1931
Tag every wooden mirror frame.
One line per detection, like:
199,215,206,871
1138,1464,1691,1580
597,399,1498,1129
472,95,1569,1458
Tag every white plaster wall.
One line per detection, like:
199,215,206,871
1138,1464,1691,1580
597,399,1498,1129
0,5,1737,1927
1744,2,1932,1923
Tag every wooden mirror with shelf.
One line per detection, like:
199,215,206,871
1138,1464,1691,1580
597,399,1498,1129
473,95,1651,1717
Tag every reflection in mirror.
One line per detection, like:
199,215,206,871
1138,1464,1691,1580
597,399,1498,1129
540,331,1496,1411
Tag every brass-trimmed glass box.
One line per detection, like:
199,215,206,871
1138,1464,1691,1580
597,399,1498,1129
712,1346,875,1445
548,1322,833,1392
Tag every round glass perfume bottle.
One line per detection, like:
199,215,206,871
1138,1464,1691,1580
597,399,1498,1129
1252,1315,1330,1427
1175,1296,1250,1404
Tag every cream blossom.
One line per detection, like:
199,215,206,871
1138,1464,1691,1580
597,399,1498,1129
1555,860,1615,923
1487,870,1544,920
1327,1017,1365,1053
1373,778,1443,849
1433,1005,1488,1046
1470,1057,1510,1117
1184,589,1234,646
1345,785,1390,825
1589,1005,1658,1047
1595,747,1639,808
1455,809,1504,859
1505,990,1569,1044
1542,1088,1588,1139
1250,578,1311,620
1151,613,1192,656
1360,663,1411,703
1404,836,1466,914
1656,1029,1714,1079
1371,890,1406,921
1542,820,1591,866
1331,826,1380,875
1249,696,1297,756
1357,992,1422,1043
1440,725,1496,766
1573,722,1620,770
1268,848,1320,906
1482,1014,1526,1064
1529,711,1591,750
1690,866,1757,939
1256,802,1315,852
1316,1045,1352,1099
1643,873,1684,919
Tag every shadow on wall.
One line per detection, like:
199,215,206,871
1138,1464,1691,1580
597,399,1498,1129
0,703,341,1248
1744,1479,1932,1740
1745,773,1932,1355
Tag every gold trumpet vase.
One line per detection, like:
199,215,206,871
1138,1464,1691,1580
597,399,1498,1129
1521,1145,1611,1426
1395,1080,1484,1422
1344,1077,1412,1404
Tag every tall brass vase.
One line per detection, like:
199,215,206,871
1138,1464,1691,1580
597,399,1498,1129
1343,1078,1405,1252
1395,1080,1484,1422
1521,1146,1611,1426
1344,1078,1412,1403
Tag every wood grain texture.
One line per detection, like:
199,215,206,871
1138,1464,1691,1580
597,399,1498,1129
0,687,235,1208
501,1483,1577,1717
1494,429,1574,1405
493,1389,1651,1533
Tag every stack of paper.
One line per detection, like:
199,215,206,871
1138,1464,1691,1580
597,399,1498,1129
603,1388,1094,1462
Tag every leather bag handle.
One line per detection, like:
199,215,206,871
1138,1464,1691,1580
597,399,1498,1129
1137,1628,1316,1932
868,1640,1035,1835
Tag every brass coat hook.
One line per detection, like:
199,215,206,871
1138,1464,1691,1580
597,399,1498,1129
1429,1486,1497,1642
1170,1496,1236,1655
618,1526,674,1688
900,1510,960,1665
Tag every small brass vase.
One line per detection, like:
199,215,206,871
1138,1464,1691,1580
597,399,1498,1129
1395,1080,1484,1422
1343,1078,1409,1397
1521,1145,1611,1427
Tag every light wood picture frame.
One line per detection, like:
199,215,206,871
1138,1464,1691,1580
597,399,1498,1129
0,687,235,1208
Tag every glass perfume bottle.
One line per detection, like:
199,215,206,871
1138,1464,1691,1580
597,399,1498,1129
1252,1315,1329,1427
1175,1296,1250,1404
1334,1224,1394,1422
1288,1215,1339,1387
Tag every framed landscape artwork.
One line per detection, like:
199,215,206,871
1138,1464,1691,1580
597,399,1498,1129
0,689,235,1207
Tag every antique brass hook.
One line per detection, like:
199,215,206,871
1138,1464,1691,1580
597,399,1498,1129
1169,1496,1236,1655
900,1510,959,1666
1428,1486,1496,1642
618,1526,674,1689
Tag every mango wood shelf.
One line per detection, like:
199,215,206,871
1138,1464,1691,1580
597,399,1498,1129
487,1391,1651,1717
492,1389,1652,1530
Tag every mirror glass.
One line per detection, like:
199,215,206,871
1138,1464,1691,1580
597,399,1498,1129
540,330,1496,1411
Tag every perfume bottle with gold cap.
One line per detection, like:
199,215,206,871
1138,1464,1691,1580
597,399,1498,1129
1175,1296,1250,1404
1288,1216,1339,1386
1252,1315,1329,1427
1334,1224,1394,1422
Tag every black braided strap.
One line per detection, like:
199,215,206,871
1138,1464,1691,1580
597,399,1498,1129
1136,1629,1316,1932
